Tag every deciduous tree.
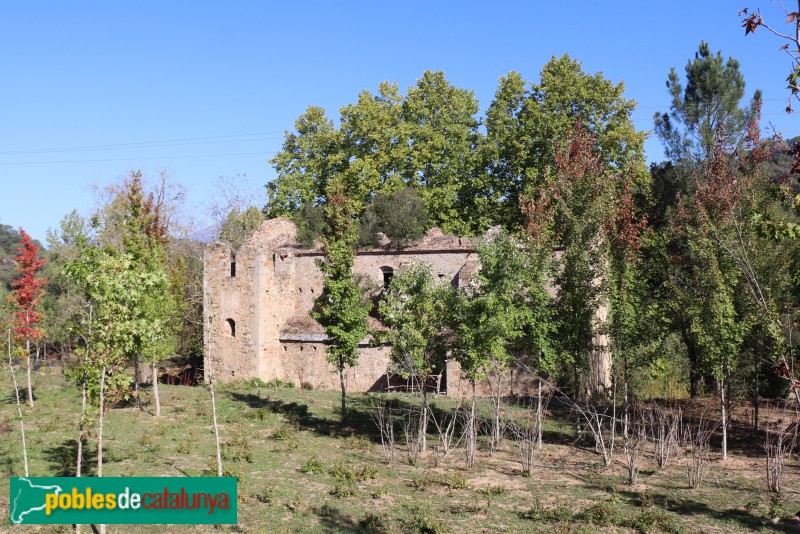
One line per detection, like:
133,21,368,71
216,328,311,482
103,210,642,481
8,228,47,409
311,176,371,422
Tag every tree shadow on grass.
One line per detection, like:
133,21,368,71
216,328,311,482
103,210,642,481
226,391,395,441
5,386,37,405
42,440,99,477
314,503,366,532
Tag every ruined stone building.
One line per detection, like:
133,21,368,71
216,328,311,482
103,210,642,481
203,218,611,396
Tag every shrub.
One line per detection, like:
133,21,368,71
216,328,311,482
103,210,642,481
271,425,294,441
254,485,276,504
345,434,372,451
446,472,469,490
330,482,358,498
360,512,386,531
300,457,326,475
407,506,446,534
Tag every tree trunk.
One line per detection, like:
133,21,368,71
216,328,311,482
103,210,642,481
720,377,727,460
8,330,29,476
153,362,161,417
339,366,347,423
209,377,223,476
26,337,33,409
134,354,141,410
77,379,86,477
98,365,106,476
466,379,477,469
573,363,581,401
684,333,701,398
536,380,543,451
98,365,106,534
754,351,760,431
418,387,429,452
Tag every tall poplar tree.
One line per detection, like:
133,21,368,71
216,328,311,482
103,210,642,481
311,176,370,422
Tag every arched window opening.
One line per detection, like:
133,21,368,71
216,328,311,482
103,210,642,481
380,266,394,288
230,253,236,277
225,318,236,337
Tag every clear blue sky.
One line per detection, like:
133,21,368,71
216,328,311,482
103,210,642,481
1,1,797,244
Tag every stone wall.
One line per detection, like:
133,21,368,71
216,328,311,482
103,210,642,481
203,218,610,397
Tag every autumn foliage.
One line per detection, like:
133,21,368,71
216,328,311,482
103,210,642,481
8,229,47,341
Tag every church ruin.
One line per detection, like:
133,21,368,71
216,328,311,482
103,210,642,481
203,218,611,396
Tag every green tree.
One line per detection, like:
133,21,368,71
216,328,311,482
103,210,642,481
484,57,647,230
448,231,553,464
357,187,429,247
42,211,90,361
63,237,165,481
218,205,266,250
654,41,761,181
651,43,764,399
267,72,483,234
311,176,371,422
378,262,453,450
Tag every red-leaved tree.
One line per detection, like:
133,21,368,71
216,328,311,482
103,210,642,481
8,228,47,409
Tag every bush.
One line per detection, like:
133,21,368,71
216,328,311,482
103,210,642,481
300,457,326,475
330,482,358,498
407,506,446,534
520,497,574,523
446,472,469,490
301,381,314,390
360,512,386,531
254,485,276,504
344,434,372,451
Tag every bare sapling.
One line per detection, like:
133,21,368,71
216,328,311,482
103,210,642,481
507,399,542,477
463,380,478,469
646,405,679,469
487,366,505,456
371,401,396,464
622,405,646,485
429,399,462,466
7,329,29,476
764,407,797,494
402,407,421,465
687,412,719,489
579,401,616,467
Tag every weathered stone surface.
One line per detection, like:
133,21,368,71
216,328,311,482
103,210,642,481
203,219,612,396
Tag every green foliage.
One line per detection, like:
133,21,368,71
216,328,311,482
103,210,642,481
378,263,453,382
62,243,157,406
311,176,371,421
218,205,266,250
267,72,483,235
452,231,553,381
654,41,760,166
485,57,648,230
292,204,327,248
357,187,429,247
299,457,326,475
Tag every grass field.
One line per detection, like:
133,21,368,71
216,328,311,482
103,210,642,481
2,363,800,533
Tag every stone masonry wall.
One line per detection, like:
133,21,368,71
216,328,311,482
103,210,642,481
203,219,606,398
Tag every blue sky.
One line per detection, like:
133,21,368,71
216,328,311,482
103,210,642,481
1,1,797,244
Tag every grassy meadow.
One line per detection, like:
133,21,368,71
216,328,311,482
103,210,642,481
1,364,800,533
